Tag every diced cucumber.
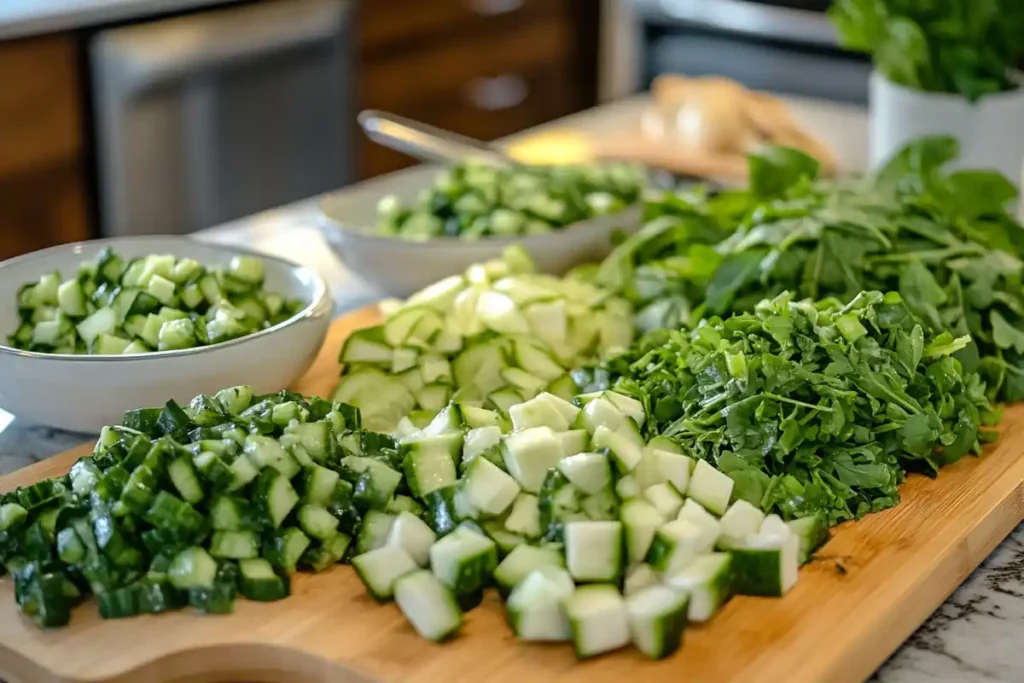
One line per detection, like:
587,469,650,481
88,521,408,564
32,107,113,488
254,469,299,529
94,333,132,355
513,340,565,381
603,391,645,426
477,291,529,334
494,543,566,597
401,433,460,498
564,520,623,583
624,563,661,596
730,529,800,597
487,388,524,413
461,405,501,429
210,530,260,559
643,482,684,519
787,514,828,564
422,403,463,436
355,510,395,555
621,499,664,565
506,566,575,641
57,279,87,317
238,558,289,601
429,526,497,595
352,545,420,601
558,452,611,495
676,499,721,554
687,460,734,515
263,527,311,572
462,426,502,466
168,546,217,589
459,455,520,518
556,429,589,458
718,499,765,549
210,496,255,531
394,570,463,642
417,383,451,413
76,307,118,346
503,493,541,538
385,510,437,567
297,505,339,541
452,339,509,396
228,254,265,284
122,340,150,355
158,318,197,351
341,327,393,365
646,519,703,574
592,425,643,473
332,368,416,432
509,394,570,432
500,367,547,396
302,465,341,506
502,427,564,494
645,449,694,494
244,434,300,480
565,585,630,659
664,552,732,622
166,455,204,504
626,585,688,660
341,456,403,509
579,397,626,434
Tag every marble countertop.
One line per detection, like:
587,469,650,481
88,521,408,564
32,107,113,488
0,0,244,41
1,95,1020,682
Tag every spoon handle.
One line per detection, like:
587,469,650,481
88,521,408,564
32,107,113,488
357,110,510,167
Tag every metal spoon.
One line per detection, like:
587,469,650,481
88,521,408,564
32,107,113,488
357,110,511,167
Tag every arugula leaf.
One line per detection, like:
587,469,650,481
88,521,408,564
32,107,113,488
748,145,821,199
991,310,1024,354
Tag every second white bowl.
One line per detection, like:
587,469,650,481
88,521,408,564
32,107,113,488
0,236,333,433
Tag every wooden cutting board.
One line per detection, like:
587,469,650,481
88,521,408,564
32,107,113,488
2,307,1023,683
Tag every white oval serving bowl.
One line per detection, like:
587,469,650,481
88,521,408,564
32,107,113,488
0,236,333,433
318,187,642,299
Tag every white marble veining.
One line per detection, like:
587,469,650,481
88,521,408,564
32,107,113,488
1,95,1019,681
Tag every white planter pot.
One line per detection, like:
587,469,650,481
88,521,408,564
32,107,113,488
869,70,1024,185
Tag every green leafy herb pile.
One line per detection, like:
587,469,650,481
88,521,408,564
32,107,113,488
829,0,1024,101
597,138,1024,402
576,290,995,525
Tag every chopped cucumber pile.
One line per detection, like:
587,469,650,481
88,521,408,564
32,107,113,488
344,389,826,658
373,161,644,240
8,249,303,355
332,246,634,431
0,386,371,626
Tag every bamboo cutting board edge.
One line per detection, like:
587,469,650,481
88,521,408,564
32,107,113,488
0,306,1023,683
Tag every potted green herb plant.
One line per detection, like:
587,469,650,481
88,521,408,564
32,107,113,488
830,0,1024,183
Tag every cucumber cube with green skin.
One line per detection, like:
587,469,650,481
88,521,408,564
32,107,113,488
646,519,703,574
626,585,689,660
531,391,580,423
385,510,437,567
509,395,570,432
591,425,643,473
579,397,626,434
664,552,733,621
730,530,800,597
615,474,640,500
459,455,520,518
355,510,395,555
244,435,300,480
643,482,684,519
654,449,694,494
238,558,290,602
787,514,829,564
621,499,664,565
502,427,564,493
401,434,460,498
564,520,623,583
565,585,630,659
352,545,420,602
686,459,734,515
394,570,463,642
507,566,575,641
503,493,541,539
494,544,565,598
302,465,341,506
676,499,721,554
601,391,644,425
297,505,339,541
429,527,497,595
460,404,501,429
462,426,501,465
558,452,612,495
254,470,299,529
555,430,589,458
717,499,765,549
624,563,661,596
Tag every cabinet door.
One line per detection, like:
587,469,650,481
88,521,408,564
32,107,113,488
0,35,90,258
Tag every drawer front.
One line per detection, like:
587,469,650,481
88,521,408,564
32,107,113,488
361,0,559,51
360,65,581,179
0,35,82,177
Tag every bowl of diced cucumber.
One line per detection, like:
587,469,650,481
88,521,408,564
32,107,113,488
0,236,332,432
319,161,645,298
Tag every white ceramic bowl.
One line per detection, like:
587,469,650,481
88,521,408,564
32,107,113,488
317,180,643,298
0,236,332,433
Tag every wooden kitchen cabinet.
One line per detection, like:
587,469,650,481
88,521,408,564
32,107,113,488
357,0,599,178
0,34,91,259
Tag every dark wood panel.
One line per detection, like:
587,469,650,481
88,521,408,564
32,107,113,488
0,160,90,260
360,64,581,178
360,0,559,53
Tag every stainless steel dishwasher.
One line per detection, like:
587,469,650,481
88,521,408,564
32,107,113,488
90,0,354,237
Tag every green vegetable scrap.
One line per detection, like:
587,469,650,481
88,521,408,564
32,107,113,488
578,290,995,526
829,0,1024,101
372,161,645,240
599,138,1024,402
